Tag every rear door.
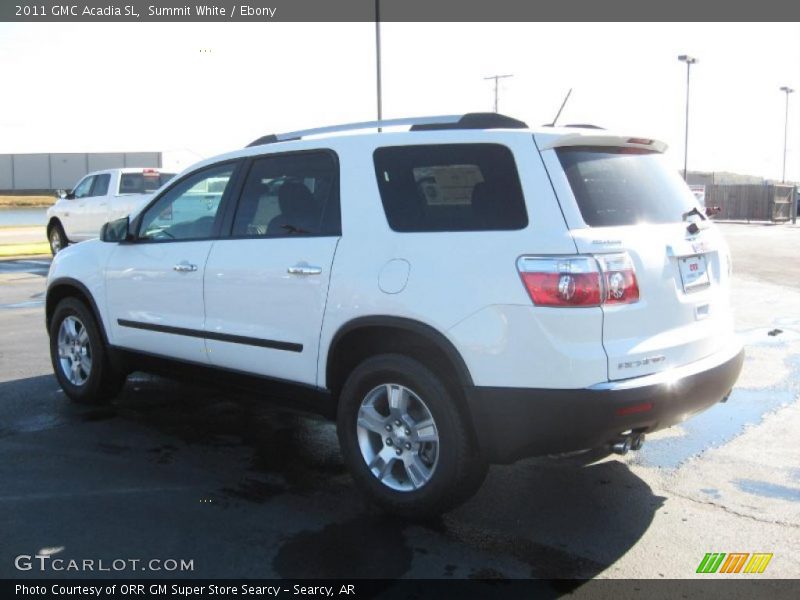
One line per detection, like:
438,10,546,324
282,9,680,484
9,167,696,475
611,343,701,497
203,150,340,386
537,138,735,381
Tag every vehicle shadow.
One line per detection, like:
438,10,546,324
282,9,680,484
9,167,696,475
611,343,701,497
0,373,663,581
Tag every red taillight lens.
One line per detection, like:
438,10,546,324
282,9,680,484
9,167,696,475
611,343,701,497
517,253,639,308
597,253,639,305
518,257,602,307
520,272,602,307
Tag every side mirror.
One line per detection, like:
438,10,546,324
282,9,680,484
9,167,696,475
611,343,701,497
56,189,67,200
101,216,132,243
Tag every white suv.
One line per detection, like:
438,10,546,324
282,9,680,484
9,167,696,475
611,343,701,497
45,113,744,515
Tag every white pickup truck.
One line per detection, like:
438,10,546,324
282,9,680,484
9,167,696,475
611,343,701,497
46,168,175,255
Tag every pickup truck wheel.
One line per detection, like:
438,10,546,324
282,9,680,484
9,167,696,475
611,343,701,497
48,222,68,255
49,297,125,405
337,354,486,517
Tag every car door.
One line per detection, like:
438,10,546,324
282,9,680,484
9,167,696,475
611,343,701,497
78,172,112,237
204,151,340,386
105,161,242,364
63,174,95,240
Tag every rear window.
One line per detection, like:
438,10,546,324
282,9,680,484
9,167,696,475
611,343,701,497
556,147,698,227
373,144,527,232
119,172,176,195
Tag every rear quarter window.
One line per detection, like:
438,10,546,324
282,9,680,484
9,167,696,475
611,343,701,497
373,144,528,232
556,147,698,227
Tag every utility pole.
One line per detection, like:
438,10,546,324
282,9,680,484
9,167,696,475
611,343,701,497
780,86,794,183
375,0,382,130
678,55,698,181
483,74,513,113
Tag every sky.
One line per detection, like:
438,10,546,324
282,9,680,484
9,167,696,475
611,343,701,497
1,22,799,179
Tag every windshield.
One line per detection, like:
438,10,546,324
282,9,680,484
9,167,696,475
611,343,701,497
118,172,176,195
556,147,698,227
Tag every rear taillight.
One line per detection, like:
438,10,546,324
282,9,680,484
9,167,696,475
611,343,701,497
596,253,639,304
518,257,602,307
517,253,639,308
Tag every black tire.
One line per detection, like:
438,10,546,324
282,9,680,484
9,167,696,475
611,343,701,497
48,221,68,255
337,353,487,517
49,297,125,405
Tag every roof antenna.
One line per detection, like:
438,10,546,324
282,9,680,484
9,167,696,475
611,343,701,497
550,88,572,127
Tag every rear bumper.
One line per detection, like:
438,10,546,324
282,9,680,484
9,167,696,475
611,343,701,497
464,343,745,464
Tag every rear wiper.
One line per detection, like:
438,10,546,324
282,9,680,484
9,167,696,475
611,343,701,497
682,206,707,221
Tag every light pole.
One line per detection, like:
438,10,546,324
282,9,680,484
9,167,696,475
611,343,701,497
780,86,794,183
375,0,382,130
678,55,698,181
483,74,513,113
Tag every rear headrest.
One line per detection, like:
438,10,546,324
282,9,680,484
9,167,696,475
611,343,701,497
278,181,314,216
471,181,494,218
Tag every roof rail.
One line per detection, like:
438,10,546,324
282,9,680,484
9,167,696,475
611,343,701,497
563,123,605,130
541,123,606,130
246,113,529,147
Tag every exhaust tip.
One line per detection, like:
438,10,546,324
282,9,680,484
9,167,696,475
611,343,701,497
611,437,631,455
630,433,645,451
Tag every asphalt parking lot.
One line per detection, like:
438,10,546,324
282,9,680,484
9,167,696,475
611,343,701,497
0,222,798,580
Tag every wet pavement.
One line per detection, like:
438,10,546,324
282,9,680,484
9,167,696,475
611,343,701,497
0,222,799,579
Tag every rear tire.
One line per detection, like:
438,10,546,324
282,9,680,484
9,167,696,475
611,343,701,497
49,297,125,405
48,222,68,255
337,354,487,517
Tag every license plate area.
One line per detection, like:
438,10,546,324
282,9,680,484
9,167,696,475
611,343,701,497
678,254,710,292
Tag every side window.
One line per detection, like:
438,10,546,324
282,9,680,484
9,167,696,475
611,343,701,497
137,163,236,241
232,151,339,237
373,144,528,232
72,176,95,199
90,174,111,196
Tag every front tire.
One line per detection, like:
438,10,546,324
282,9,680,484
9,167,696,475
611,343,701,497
49,297,125,405
337,354,487,517
48,222,68,255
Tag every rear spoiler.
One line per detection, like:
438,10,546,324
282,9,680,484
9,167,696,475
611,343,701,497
537,133,668,153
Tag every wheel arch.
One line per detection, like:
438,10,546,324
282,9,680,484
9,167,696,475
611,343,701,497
46,217,63,235
46,278,108,345
325,316,474,400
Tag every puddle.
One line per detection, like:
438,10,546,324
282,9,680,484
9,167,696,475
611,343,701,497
432,518,608,580
734,479,800,503
221,475,286,503
272,516,412,578
700,488,722,500
114,374,347,498
632,388,795,469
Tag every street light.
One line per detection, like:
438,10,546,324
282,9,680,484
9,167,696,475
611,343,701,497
780,86,794,183
678,55,698,181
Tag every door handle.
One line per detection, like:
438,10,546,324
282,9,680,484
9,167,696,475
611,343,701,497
173,262,198,273
288,264,322,276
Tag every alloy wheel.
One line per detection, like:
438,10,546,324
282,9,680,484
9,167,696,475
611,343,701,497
356,383,440,492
